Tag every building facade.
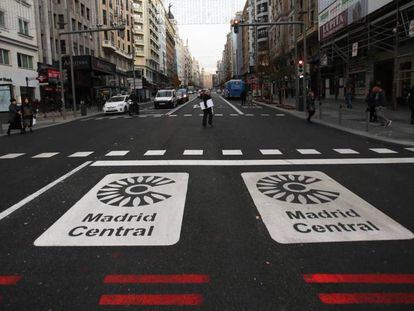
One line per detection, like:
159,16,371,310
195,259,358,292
0,0,40,111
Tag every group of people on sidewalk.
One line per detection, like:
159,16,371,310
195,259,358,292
305,81,414,127
7,98,36,136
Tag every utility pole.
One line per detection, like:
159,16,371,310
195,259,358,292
65,0,77,117
302,0,308,112
293,0,299,110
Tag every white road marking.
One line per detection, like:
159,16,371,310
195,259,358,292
169,114,177,117
32,152,60,158
242,171,413,244
276,114,285,117
183,150,204,156
144,150,166,156
215,114,223,117
261,114,270,117
95,117,105,120
333,149,360,155
406,148,414,152
260,149,283,155
153,114,163,117
34,173,189,246
370,148,398,154
105,151,129,157
245,114,254,117
165,97,197,115
230,114,239,116
0,153,25,159
138,115,148,118
184,114,192,117
297,149,321,155
0,162,92,221
69,152,94,158
220,96,245,115
199,114,204,116
108,116,120,120
222,150,243,156
91,157,414,167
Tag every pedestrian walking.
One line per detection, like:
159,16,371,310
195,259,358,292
129,92,139,115
240,88,247,106
366,83,377,122
22,98,34,133
372,82,392,127
7,98,23,136
409,85,414,125
306,90,316,123
200,90,213,127
345,86,353,109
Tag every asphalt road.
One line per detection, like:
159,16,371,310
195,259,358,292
0,94,413,310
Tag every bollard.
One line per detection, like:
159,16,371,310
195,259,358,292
338,105,343,125
365,110,370,132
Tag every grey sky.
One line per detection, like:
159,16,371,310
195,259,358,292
164,0,246,74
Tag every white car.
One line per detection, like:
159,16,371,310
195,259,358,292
154,90,177,109
103,95,131,114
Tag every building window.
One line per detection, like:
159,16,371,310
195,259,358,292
18,18,29,36
72,18,76,31
60,39,66,54
81,4,85,17
78,22,82,31
17,53,34,69
0,10,5,28
86,8,90,20
0,49,10,65
58,14,64,29
102,0,106,5
103,10,107,25
73,42,78,55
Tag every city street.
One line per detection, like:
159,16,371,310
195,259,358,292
0,94,413,310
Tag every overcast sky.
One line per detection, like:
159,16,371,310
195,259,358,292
164,0,246,74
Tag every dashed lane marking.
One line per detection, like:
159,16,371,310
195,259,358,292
303,274,414,284
32,152,60,158
333,149,360,155
276,114,285,117
183,150,204,156
0,162,91,221
245,114,254,117
104,274,210,284
0,153,25,159
406,148,414,152
69,152,94,158
318,293,414,304
222,150,243,156
297,149,321,155
169,114,177,117
370,148,398,154
99,294,204,306
230,114,239,116
215,114,223,117
144,150,166,156
261,114,270,117
105,151,129,157
260,149,282,155
184,114,192,117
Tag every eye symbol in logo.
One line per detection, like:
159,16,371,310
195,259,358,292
257,174,340,205
97,176,175,207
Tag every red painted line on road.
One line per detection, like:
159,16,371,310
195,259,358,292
0,275,22,285
99,294,204,306
303,274,414,284
319,293,414,304
104,274,210,284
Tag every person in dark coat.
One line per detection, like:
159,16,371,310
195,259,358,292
22,98,34,133
7,98,23,135
129,92,140,115
240,88,247,106
200,90,213,127
409,85,414,124
366,83,377,122
306,90,316,123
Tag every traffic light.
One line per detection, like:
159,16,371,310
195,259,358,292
232,19,240,34
298,60,304,78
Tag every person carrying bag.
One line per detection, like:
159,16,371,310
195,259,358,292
200,90,214,127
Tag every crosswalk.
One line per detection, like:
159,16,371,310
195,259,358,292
80,113,287,121
0,147,413,160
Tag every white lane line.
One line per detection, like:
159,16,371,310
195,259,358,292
230,114,239,117
0,161,92,221
32,152,60,159
370,148,398,154
105,150,129,157
0,153,26,159
184,114,192,117
69,152,94,158
261,114,270,117
153,114,163,117
222,149,243,156
165,97,198,115
144,150,166,156
220,96,245,115
215,114,223,117
333,149,360,155
95,117,105,120
260,149,283,155
183,150,204,156
406,148,414,152
108,116,120,120
199,114,204,116
297,149,321,155
276,114,285,117
169,114,177,117
245,114,254,117
91,157,414,167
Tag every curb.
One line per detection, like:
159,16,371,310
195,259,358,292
254,100,414,147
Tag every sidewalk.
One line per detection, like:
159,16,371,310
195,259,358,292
254,97,414,146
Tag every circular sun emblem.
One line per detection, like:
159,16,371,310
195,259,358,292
256,174,340,204
97,176,175,207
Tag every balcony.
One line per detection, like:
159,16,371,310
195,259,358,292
102,39,116,51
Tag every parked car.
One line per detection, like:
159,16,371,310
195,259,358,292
154,90,177,109
176,89,189,104
103,95,130,114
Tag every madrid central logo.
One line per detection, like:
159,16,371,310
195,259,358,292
97,176,175,207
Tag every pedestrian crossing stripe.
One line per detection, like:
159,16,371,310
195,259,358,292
0,153,25,159
106,151,130,157
32,152,60,158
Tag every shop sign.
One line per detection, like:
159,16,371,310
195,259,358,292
409,20,414,38
320,10,348,41
0,77,13,83
352,42,359,57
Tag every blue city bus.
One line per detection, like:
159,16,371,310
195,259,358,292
224,79,245,99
